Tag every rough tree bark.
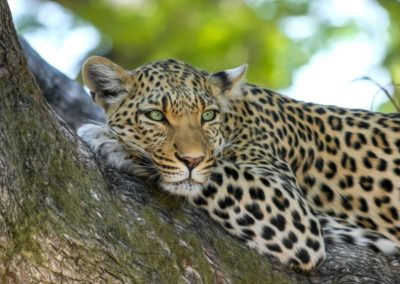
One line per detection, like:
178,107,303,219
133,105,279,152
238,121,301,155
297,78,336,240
1,1,399,283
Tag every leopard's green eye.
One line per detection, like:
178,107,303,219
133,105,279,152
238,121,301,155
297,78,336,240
146,110,164,121
202,110,216,122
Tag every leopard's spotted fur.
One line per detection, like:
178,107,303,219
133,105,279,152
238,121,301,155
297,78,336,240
78,56,400,270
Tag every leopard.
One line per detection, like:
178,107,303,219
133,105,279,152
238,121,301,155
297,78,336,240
77,56,400,271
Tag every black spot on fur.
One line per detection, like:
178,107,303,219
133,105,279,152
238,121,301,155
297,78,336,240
359,176,374,192
303,175,316,187
272,196,289,211
203,185,217,198
325,161,337,179
266,244,282,253
261,225,276,240
306,238,320,251
379,213,393,224
312,195,323,207
193,196,208,206
224,166,239,180
236,214,255,226
223,222,233,229
315,158,324,172
296,248,311,264
294,221,305,233
283,238,293,249
341,196,353,210
359,197,369,212
363,157,372,169
218,196,235,209
210,172,223,186
213,209,229,219
241,229,255,240
271,214,286,231
288,231,298,243
320,184,334,202
368,244,380,253
245,203,264,220
341,153,357,172
249,187,265,201
232,186,243,201
291,210,301,222
389,207,399,220
377,159,387,171
328,115,343,131
260,177,271,187
380,178,393,192
340,234,354,244
243,171,254,181
309,219,320,236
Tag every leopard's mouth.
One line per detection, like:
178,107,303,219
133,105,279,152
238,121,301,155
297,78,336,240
160,179,204,196
172,178,199,185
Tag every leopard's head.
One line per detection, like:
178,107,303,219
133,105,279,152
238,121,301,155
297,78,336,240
82,56,246,196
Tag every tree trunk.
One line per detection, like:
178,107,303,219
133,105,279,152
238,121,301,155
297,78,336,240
1,1,399,283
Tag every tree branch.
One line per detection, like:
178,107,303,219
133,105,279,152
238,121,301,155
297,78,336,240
19,37,105,130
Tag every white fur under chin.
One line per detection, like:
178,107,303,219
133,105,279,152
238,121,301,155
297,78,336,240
160,181,203,197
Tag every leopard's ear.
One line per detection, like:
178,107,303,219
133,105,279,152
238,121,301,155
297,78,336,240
82,56,131,111
210,64,247,97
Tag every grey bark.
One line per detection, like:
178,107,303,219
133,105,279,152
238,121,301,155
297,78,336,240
1,1,399,282
19,37,105,130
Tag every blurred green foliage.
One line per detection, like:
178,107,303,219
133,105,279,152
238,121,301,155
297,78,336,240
377,0,400,113
15,0,400,110
51,0,364,88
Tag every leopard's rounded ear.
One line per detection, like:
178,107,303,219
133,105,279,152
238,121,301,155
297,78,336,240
82,56,131,110
210,64,247,96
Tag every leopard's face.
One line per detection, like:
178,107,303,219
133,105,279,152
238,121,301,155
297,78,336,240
110,77,225,195
82,57,245,196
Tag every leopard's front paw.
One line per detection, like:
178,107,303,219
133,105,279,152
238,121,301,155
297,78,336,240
77,123,136,172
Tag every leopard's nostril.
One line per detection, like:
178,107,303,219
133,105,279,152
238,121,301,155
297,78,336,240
175,153,205,170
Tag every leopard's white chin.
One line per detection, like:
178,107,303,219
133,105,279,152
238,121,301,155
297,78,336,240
160,179,204,196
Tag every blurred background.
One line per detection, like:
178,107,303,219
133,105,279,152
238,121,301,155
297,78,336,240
9,0,400,112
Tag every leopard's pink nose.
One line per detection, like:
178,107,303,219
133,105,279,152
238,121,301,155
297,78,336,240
176,153,205,170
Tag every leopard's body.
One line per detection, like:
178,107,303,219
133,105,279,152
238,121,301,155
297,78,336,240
78,56,400,270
